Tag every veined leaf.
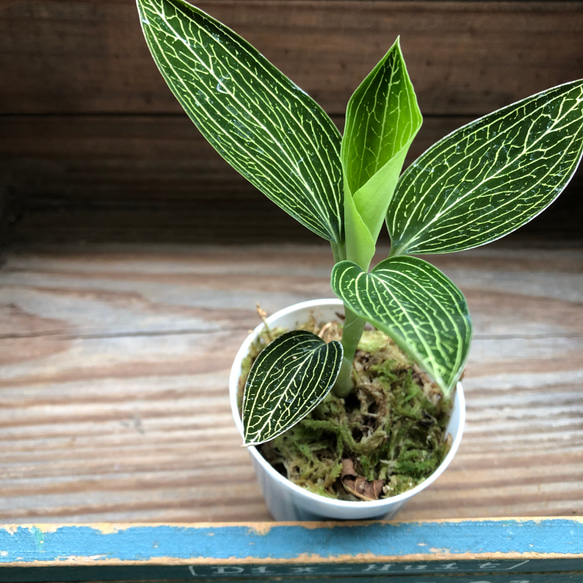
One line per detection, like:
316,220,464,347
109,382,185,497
342,38,422,268
137,0,343,243
243,331,343,446
388,80,583,255
331,257,471,395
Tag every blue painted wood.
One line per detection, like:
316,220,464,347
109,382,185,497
0,519,581,582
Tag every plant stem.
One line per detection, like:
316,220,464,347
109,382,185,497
388,243,404,258
331,241,347,264
332,306,367,397
330,242,364,397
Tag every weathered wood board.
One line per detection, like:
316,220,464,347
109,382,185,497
2,115,581,245
1,519,582,582
1,1,582,244
0,243,582,524
1,1,581,116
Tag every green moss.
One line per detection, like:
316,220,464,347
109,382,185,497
240,317,454,501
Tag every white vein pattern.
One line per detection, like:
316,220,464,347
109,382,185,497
332,257,471,394
138,0,343,243
243,331,343,445
387,80,583,255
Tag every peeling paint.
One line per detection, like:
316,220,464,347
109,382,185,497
1,551,583,569
430,547,451,554
0,519,581,569
247,524,273,536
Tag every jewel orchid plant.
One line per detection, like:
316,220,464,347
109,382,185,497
137,0,583,447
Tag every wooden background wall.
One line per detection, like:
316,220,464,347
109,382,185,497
1,1,582,246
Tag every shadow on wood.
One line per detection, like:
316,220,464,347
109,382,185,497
0,1,582,245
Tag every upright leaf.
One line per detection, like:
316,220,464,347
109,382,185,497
388,80,583,255
331,257,471,394
243,331,343,446
342,38,422,269
137,0,343,243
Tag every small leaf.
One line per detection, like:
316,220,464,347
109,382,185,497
331,257,471,394
388,80,583,255
342,38,422,268
243,331,343,446
137,0,343,243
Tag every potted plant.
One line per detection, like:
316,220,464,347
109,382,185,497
137,0,583,520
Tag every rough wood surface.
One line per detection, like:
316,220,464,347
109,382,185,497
1,1,582,243
1,1,581,116
2,114,581,245
0,243,581,522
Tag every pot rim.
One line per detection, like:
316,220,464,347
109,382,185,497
229,298,466,510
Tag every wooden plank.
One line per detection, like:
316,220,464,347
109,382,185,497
0,244,582,523
1,115,581,245
0,519,582,582
0,1,581,116
2,2,581,243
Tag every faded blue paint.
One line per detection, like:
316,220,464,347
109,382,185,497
0,520,581,564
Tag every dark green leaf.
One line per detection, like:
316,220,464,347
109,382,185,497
388,80,583,255
137,0,343,243
331,257,471,394
243,331,343,446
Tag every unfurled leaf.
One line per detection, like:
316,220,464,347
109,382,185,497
331,257,471,394
388,80,583,255
137,0,343,243
243,331,343,446
342,38,422,269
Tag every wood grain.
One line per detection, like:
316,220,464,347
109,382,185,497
1,1,581,523
1,1,581,116
0,243,581,522
2,1,582,244
2,114,580,245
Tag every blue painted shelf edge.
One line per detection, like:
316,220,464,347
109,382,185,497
0,518,582,582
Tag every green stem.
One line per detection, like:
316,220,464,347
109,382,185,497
331,241,347,264
332,306,367,398
388,242,404,258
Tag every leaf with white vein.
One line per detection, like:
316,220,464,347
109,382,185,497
388,80,583,255
137,0,343,243
342,38,422,269
243,331,343,446
331,257,471,395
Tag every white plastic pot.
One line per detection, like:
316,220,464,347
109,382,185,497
229,298,465,521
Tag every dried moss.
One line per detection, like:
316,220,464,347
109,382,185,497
238,315,453,501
